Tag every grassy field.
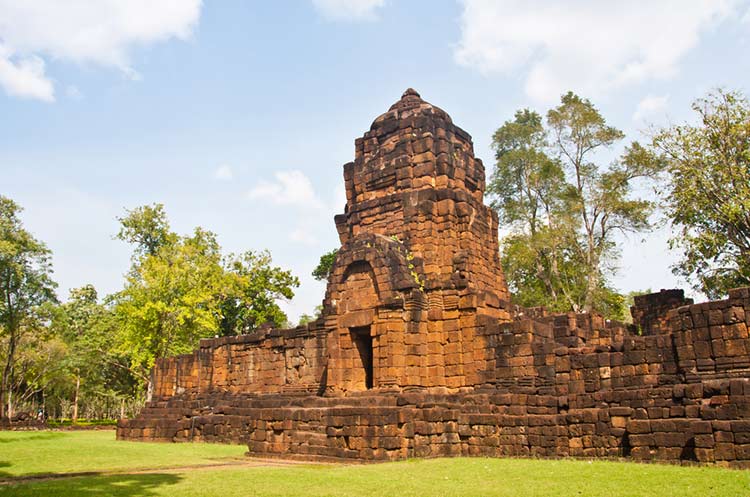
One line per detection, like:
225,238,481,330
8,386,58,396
0,431,748,497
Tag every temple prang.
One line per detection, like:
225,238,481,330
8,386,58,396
118,89,750,468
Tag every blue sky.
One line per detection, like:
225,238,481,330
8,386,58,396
2,0,749,321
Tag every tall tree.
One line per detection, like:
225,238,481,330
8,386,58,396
0,196,57,418
488,93,661,317
548,92,660,313
113,205,300,383
488,109,579,313
57,285,138,422
219,250,299,335
115,203,175,258
114,227,226,376
652,89,750,298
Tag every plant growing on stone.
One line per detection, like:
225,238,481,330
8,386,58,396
312,249,339,281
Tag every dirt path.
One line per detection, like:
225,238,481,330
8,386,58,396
0,457,332,486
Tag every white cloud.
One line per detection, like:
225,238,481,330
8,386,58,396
289,227,319,246
247,170,324,209
454,0,741,103
0,0,202,102
312,0,385,21
214,164,234,181
633,94,669,122
0,49,54,101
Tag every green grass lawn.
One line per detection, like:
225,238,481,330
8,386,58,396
0,430,246,477
0,431,748,497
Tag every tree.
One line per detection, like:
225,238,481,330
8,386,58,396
488,93,661,318
652,89,750,298
113,205,300,382
0,196,57,418
114,227,226,375
115,203,175,258
219,250,300,335
5,304,68,419
488,109,580,313
312,249,338,281
56,285,138,422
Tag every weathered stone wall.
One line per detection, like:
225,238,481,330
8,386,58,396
150,322,328,400
631,289,694,335
0,415,46,431
121,286,750,467
119,379,750,467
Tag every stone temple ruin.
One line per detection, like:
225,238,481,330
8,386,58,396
119,89,750,467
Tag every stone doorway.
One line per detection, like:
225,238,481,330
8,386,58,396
349,326,373,390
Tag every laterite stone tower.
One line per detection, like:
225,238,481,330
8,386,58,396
322,88,510,392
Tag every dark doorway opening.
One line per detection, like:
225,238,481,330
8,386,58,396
350,326,373,389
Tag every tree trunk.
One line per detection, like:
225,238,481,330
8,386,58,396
72,374,80,423
120,398,126,419
583,266,599,313
1,330,17,420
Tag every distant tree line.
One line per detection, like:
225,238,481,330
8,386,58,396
0,202,299,421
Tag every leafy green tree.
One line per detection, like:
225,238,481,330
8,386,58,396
489,94,661,318
488,109,579,313
297,305,324,326
652,89,750,298
5,303,68,418
56,285,138,421
219,250,299,335
115,203,175,258
312,249,338,281
114,227,226,375
113,205,300,386
0,196,57,418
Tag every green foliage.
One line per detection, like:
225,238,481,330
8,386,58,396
52,285,139,419
115,203,176,258
0,196,58,418
113,206,299,374
652,89,750,298
298,305,324,327
312,249,339,281
220,250,300,335
114,227,227,373
489,94,661,318
46,418,118,427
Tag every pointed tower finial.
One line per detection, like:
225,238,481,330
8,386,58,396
402,88,420,99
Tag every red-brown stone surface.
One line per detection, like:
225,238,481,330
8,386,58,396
118,90,750,468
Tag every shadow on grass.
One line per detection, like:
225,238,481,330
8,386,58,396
0,431,65,443
0,473,182,497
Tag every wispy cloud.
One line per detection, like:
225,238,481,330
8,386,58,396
633,94,669,122
289,226,319,246
312,0,385,22
247,170,324,209
454,0,742,103
214,164,234,181
0,0,202,102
